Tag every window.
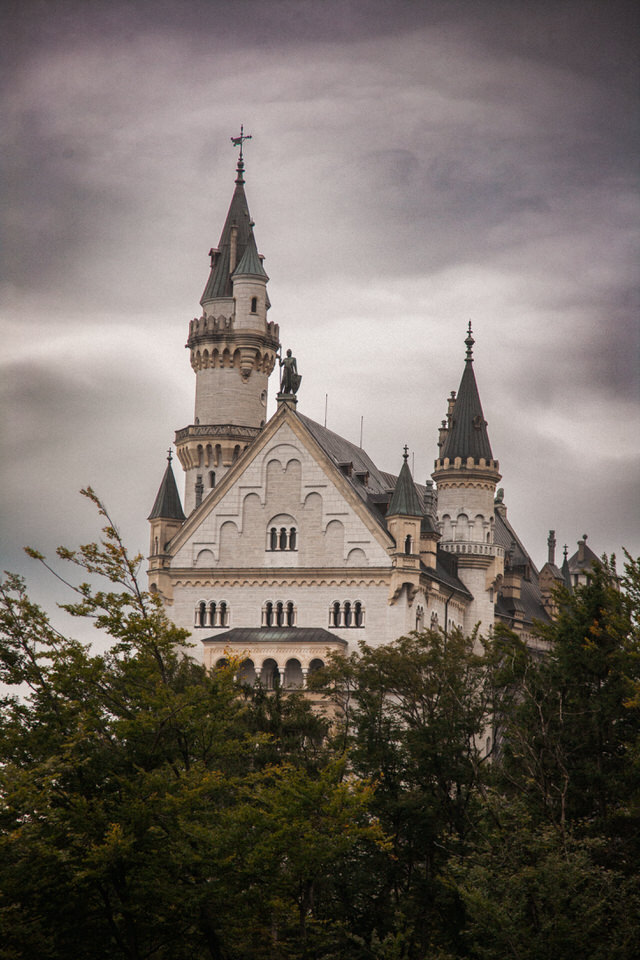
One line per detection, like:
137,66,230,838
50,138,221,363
267,523,298,551
251,296,258,313
329,601,365,628
415,604,424,632
405,534,413,555
209,471,215,488
263,601,296,628
194,600,229,628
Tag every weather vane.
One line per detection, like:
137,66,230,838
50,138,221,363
231,124,252,162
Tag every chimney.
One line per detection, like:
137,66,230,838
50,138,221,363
578,534,587,564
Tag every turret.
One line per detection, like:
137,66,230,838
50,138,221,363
148,450,186,602
387,447,423,603
432,325,504,634
175,134,280,512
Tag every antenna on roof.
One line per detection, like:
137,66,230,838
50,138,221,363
324,394,328,428
360,416,363,448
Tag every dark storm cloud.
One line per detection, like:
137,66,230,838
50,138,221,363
1,0,638,609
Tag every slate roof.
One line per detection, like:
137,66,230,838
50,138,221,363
148,457,186,521
202,627,346,646
388,457,423,517
440,352,493,462
201,172,255,303
296,413,471,598
233,228,268,278
494,507,549,625
568,540,600,575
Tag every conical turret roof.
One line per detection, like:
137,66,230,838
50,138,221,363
440,324,493,462
233,227,268,278
200,160,258,303
148,454,186,522
388,449,423,517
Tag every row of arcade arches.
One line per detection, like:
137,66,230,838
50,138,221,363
329,600,365,628
214,657,325,689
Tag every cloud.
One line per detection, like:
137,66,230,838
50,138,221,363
1,0,638,624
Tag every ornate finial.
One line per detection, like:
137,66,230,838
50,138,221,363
231,124,252,183
465,321,474,361
167,447,173,463
563,544,568,560
403,444,409,463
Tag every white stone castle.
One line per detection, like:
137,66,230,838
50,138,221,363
147,145,599,687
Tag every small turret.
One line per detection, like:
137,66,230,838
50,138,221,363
148,450,186,601
387,447,422,602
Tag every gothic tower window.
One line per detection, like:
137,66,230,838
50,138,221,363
405,534,413,555
209,471,216,488
251,296,258,313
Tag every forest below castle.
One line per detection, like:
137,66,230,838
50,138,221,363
1,490,639,960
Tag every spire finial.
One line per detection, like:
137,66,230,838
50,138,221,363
403,444,409,463
231,124,252,183
563,544,568,560
465,321,474,362
167,447,173,463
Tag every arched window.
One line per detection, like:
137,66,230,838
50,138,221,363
405,534,413,555
279,527,288,550
344,601,352,627
270,527,278,550
276,601,284,627
331,601,341,627
209,471,215,488
208,601,217,627
265,601,274,627
286,601,295,626
250,296,257,313
415,604,424,632
219,601,228,627
354,601,364,627
289,527,297,550
198,601,206,627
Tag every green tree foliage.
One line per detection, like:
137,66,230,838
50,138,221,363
1,493,638,959
0,491,381,959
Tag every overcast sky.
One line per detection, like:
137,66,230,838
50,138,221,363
2,0,639,632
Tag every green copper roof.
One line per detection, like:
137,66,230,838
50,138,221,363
233,227,268,278
440,326,493,462
148,456,186,521
387,453,423,517
201,173,256,303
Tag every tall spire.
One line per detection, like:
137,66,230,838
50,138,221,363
201,133,256,304
439,323,493,462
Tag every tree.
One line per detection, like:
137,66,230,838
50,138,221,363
309,628,502,957
0,490,382,960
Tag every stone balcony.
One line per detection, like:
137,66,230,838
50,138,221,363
439,540,505,559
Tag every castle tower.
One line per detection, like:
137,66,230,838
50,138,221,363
432,325,504,635
175,138,281,512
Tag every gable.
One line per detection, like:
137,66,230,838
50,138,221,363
171,413,393,570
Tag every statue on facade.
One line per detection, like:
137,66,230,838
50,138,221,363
278,349,301,395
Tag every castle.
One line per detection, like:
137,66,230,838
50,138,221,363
147,144,596,686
